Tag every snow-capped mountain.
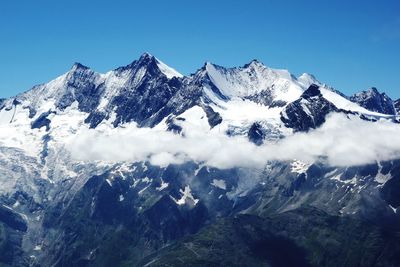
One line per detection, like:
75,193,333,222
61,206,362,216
0,53,399,267
202,60,303,104
5,53,185,129
1,52,394,141
350,87,397,115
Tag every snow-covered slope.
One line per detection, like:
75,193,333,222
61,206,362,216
155,57,183,79
319,87,386,116
297,73,322,88
204,60,303,103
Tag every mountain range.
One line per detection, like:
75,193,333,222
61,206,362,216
0,53,399,267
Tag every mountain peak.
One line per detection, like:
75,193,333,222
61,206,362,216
199,59,303,104
366,87,380,95
298,73,318,82
301,84,321,99
70,62,90,72
355,87,383,98
297,73,321,88
115,53,182,79
114,52,158,73
203,59,267,72
350,87,396,115
204,61,215,68
244,59,265,69
136,52,157,66
139,52,155,61
66,62,96,82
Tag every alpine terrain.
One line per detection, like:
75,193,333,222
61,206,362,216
0,53,400,267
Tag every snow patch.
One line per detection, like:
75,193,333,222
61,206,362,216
211,179,227,190
389,205,397,213
171,185,199,206
291,160,310,174
156,179,169,191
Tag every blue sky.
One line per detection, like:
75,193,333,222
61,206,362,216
1,0,399,99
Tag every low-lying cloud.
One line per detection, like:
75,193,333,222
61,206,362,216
68,113,400,169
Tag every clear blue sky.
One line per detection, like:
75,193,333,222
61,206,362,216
1,0,399,99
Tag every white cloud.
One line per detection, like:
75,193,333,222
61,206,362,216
67,113,400,169
275,113,400,166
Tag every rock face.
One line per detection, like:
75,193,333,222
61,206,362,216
395,99,400,114
0,205,27,232
0,205,27,266
248,122,266,145
350,87,396,115
280,84,338,132
0,54,399,266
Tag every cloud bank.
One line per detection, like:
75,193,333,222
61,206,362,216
67,113,400,169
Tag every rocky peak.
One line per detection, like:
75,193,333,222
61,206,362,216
70,62,90,71
243,59,266,70
281,84,338,132
301,84,321,99
350,87,396,115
